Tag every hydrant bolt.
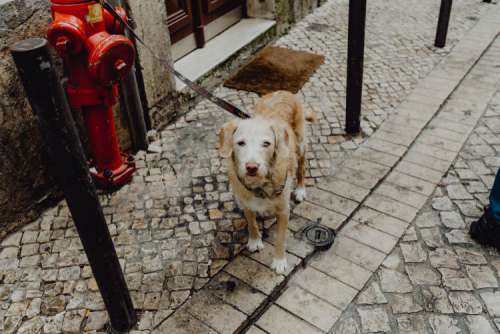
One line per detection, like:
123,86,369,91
55,36,70,53
115,59,127,73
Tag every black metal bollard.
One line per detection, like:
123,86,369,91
345,0,367,135
109,0,149,151
10,38,137,332
120,63,149,151
435,0,453,48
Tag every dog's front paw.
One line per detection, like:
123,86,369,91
294,187,307,202
247,238,264,252
271,257,288,275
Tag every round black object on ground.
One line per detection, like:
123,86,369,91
303,224,336,251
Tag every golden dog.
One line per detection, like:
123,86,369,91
218,91,315,274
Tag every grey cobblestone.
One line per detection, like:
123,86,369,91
357,306,391,333
338,62,500,334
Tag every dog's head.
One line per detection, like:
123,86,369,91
218,117,290,188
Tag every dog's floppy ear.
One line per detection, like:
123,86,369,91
218,120,239,158
272,124,291,153
270,124,291,187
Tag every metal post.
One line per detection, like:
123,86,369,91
110,0,149,151
345,0,367,135
11,38,137,332
435,0,453,48
119,64,149,151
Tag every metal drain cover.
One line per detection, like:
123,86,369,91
304,224,336,251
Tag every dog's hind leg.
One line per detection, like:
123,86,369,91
271,211,289,274
294,143,307,202
244,208,264,252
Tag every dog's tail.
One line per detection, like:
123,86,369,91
305,111,318,123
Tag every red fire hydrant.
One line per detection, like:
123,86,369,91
47,0,136,189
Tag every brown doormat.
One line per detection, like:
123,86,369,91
224,46,325,95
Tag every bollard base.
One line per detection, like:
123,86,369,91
91,154,136,190
435,0,453,48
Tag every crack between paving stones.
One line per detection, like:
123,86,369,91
235,248,319,334
149,295,192,332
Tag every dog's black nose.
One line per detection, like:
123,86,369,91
246,163,259,176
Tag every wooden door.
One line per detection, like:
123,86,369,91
201,0,245,24
166,0,194,44
168,0,244,58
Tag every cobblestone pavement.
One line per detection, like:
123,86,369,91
0,0,498,333
333,87,500,334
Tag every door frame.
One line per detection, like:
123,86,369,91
191,0,246,48
191,0,205,48
166,0,195,45
169,0,247,61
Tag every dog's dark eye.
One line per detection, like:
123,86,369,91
237,141,246,147
263,141,271,147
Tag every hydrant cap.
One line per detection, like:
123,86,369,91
47,19,86,55
88,33,135,83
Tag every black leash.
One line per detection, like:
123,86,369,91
100,0,251,120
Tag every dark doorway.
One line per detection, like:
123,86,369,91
167,0,245,60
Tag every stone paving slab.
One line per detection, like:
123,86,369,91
342,221,398,254
291,266,359,310
222,255,285,296
309,253,372,291
152,309,217,334
317,177,370,202
385,171,439,196
183,291,247,333
373,182,429,208
293,202,348,230
206,273,267,316
275,285,342,332
352,207,409,239
332,236,387,272
306,187,359,216
256,305,323,334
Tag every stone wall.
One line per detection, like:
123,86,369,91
126,0,175,112
0,0,56,237
247,0,326,30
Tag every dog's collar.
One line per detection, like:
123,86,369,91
236,172,288,199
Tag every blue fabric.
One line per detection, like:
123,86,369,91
489,168,500,221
